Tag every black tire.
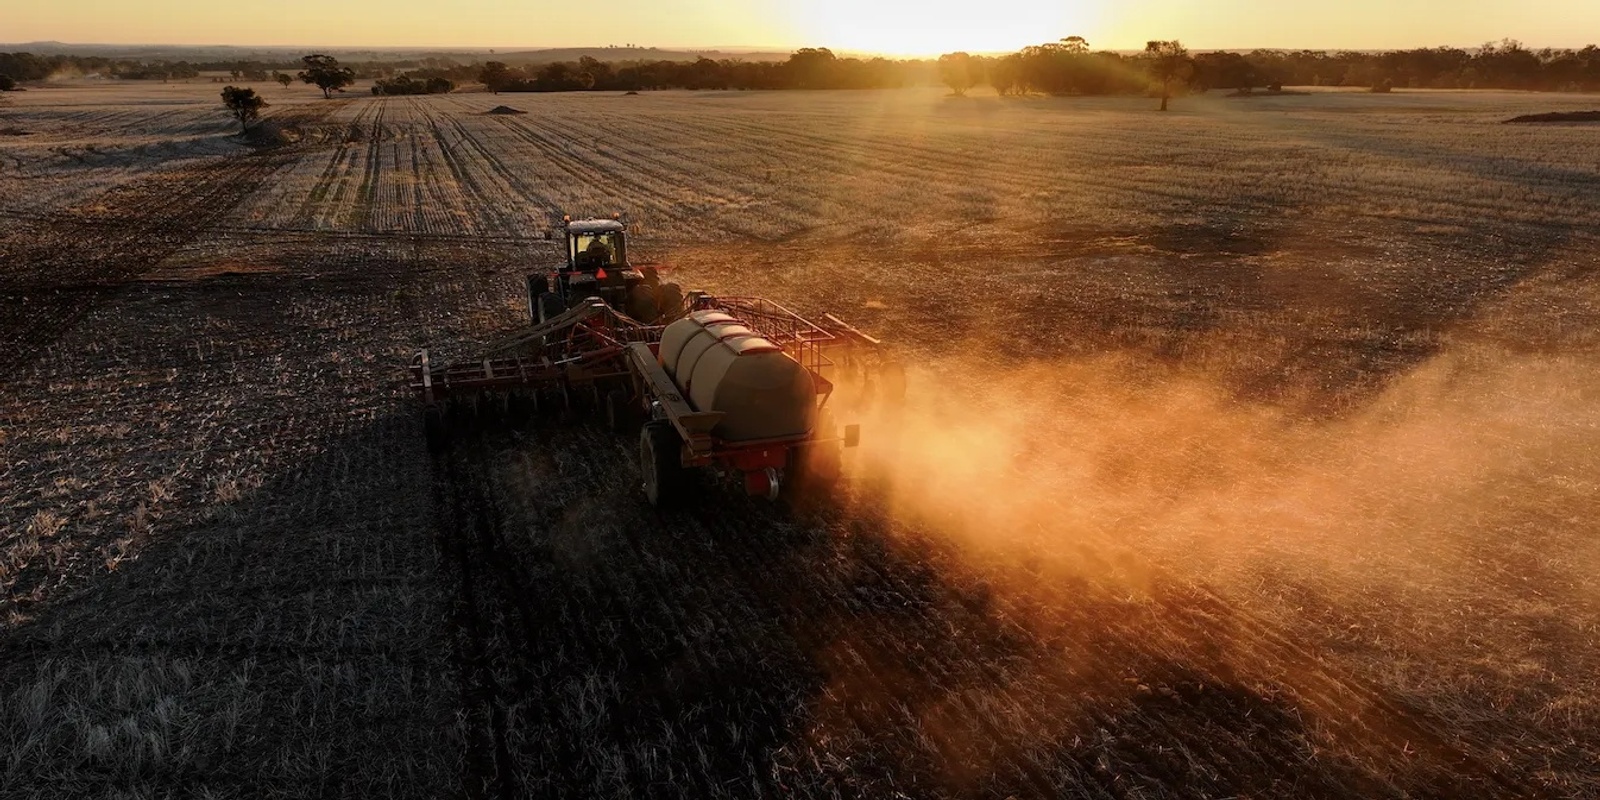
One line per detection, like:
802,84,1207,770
657,282,685,320
536,291,565,324
568,290,599,310
640,420,685,507
526,274,550,322
626,285,660,323
606,388,640,434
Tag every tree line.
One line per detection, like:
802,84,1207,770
9,39,1600,95
477,49,932,92
476,40,1600,96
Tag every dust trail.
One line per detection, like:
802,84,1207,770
823,342,1600,784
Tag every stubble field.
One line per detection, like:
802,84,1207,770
2,80,1598,798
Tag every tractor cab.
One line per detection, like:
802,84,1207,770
566,219,627,271
526,216,683,325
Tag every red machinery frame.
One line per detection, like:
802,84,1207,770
411,292,897,499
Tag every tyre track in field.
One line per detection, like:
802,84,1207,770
531,113,760,212
422,107,509,236
440,113,553,233
681,114,1247,219
288,101,376,230
348,100,388,232
414,97,552,234
323,101,383,230
0,106,339,375
484,115,690,228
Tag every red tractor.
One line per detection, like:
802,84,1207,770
414,215,903,506
526,217,683,325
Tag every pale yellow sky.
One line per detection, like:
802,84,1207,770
9,0,1600,54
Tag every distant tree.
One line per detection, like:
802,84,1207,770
786,47,838,89
988,53,1023,95
298,54,354,98
1061,35,1091,54
221,85,267,134
274,72,292,90
937,52,979,95
0,74,15,92
479,60,512,93
1193,51,1263,92
1145,40,1192,110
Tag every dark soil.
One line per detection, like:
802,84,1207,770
1505,110,1600,123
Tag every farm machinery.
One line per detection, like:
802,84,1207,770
410,216,903,506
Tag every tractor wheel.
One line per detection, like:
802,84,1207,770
657,282,685,320
537,291,565,324
626,285,660,323
526,274,549,322
606,389,640,434
640,420,686,507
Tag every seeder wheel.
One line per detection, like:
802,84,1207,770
640,420,686,507
606,389,641,434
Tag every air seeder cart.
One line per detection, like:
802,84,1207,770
411,217,902,506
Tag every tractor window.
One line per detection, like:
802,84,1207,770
571,232,622,268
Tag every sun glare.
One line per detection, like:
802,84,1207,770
789,0,1102,56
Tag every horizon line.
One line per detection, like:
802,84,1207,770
4,39,1595,58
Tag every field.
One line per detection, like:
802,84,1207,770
2,80,1599,798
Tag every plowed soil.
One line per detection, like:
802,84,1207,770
2,83,1598,799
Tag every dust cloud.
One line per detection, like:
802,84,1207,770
820,341,1600,773
848,346,1600,598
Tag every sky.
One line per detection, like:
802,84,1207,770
7,0,1600,54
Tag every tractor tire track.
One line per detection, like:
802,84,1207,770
0,149,309,375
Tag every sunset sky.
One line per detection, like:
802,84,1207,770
8,0,1599,54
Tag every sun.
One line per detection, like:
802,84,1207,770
787,0,1103,56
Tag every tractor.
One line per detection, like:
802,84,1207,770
414,214,903,506
526,216,683,325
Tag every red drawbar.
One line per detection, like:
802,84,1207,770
727,448,787,471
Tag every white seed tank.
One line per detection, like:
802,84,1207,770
659,311,816,442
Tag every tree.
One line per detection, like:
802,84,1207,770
1193,51,1262,92
479,61,512,93
298,54,354,99
221,85,267,134
988,53,1022,95
1145,40,1192,111
0,74,15,92
274,72,292,90
937,52,979,96
786,47,838,89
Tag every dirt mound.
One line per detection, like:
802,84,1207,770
242,119,303,148
485,105,527,115
1505,110,1600,124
